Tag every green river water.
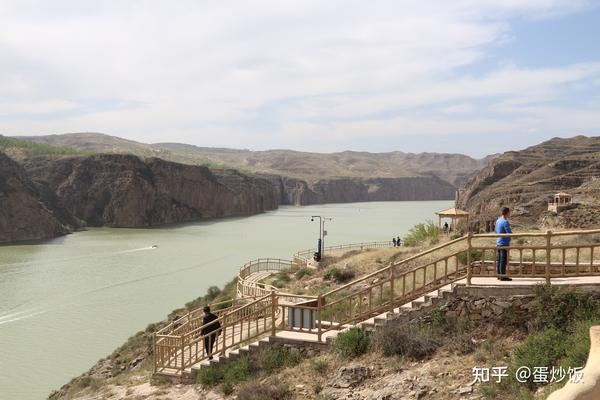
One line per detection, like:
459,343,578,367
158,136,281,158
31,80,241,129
0,200,451,399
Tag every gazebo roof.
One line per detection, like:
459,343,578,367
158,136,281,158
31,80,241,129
435,207,470,217
555,192,571,197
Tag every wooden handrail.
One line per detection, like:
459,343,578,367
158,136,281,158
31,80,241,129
155,229,600,377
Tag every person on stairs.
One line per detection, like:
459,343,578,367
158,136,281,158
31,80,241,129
201,306,222,360
495,207,513,281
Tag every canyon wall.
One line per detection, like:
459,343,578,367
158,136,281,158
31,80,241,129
1,152,456,243
0,152,72,243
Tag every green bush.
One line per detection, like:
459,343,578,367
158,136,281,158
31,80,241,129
237,379,291,400
324,268,356,283
197,365,224,386
532,286,600,332
257,348,301,372
221,381,234,395
403,221,440,246
373,323,438,360
335,327,370,359
512,328,566,388
562,320,595,369
223,355,252,383
197,355,252,386
295,268,313,279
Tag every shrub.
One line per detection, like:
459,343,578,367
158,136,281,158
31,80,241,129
310,358,329,374
562,320,595,370
532,286,600,332
313,382,323,394
446,332,476,355
403,221,440,246
223,355,252,383
257,348,301,372
324,268,356,283
205,286,222,301
335,327,370,359
373,323,439,360
237,379,291,400
295,268,313,279
221,381,234,395
197,366,224,386
197,355,251,386
512,328,566,388
272,272,292,288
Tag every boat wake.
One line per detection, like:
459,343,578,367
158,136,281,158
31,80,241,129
0,309,45,326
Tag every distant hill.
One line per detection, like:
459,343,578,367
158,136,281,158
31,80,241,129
15,132,490,187
0,135,82,159
457,135,600,229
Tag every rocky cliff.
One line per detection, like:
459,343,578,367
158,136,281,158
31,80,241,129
457,135,600,228
265,175,456,206
0,152,72,243
15,133,490,187
21,154,280,228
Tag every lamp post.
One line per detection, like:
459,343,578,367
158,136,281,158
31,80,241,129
311,215,332,260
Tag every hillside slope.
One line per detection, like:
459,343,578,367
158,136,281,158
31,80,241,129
457,135,600,228
16,133,489,187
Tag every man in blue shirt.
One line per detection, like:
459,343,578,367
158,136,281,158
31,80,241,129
495,207,513,281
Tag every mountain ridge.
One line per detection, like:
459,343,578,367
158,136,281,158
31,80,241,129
14,132,490,186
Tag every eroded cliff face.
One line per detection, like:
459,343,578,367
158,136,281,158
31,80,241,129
21,154,280,228
2,151,458,243
265,175,455,206
0,152,71,243
457,136,600,228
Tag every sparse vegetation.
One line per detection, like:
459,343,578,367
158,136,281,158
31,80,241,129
324,267,356,283
256,348,301,372
373,323,439,360
237,378,291,400
295,267,313,279
403,221,440,246
0,135,82,156
334,327,370,359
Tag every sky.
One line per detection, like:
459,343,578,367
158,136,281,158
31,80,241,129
1,0,600,157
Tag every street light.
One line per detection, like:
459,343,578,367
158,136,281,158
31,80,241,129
311,215,332,261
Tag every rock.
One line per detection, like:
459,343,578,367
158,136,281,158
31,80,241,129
332,364,372,388
459,386,473,395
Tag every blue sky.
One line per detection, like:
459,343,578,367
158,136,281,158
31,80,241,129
1,0,600,157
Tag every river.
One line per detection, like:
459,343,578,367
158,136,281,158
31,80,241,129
0,200,451,399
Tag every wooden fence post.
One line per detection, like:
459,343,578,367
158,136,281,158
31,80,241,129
546,230,552,285
180,333,185,373
317,294,323,342
466,232,473,286
153,333,157,373
389,266,395,310
271,291,277,337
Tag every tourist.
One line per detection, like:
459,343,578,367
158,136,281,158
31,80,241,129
396,236,401,246
201,306,222,360
443,222,449,234
392,237,397,247
495,207,513,281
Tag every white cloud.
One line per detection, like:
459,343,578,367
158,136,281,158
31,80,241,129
0,0,598,153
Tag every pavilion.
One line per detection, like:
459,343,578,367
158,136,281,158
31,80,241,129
435,207,470,232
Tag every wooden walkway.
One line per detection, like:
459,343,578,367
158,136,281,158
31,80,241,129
154,231,600,377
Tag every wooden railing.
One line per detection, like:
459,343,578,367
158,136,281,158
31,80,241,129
467,229,600,284
237,258,295,299
294,240,394,262
154,229,600,376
